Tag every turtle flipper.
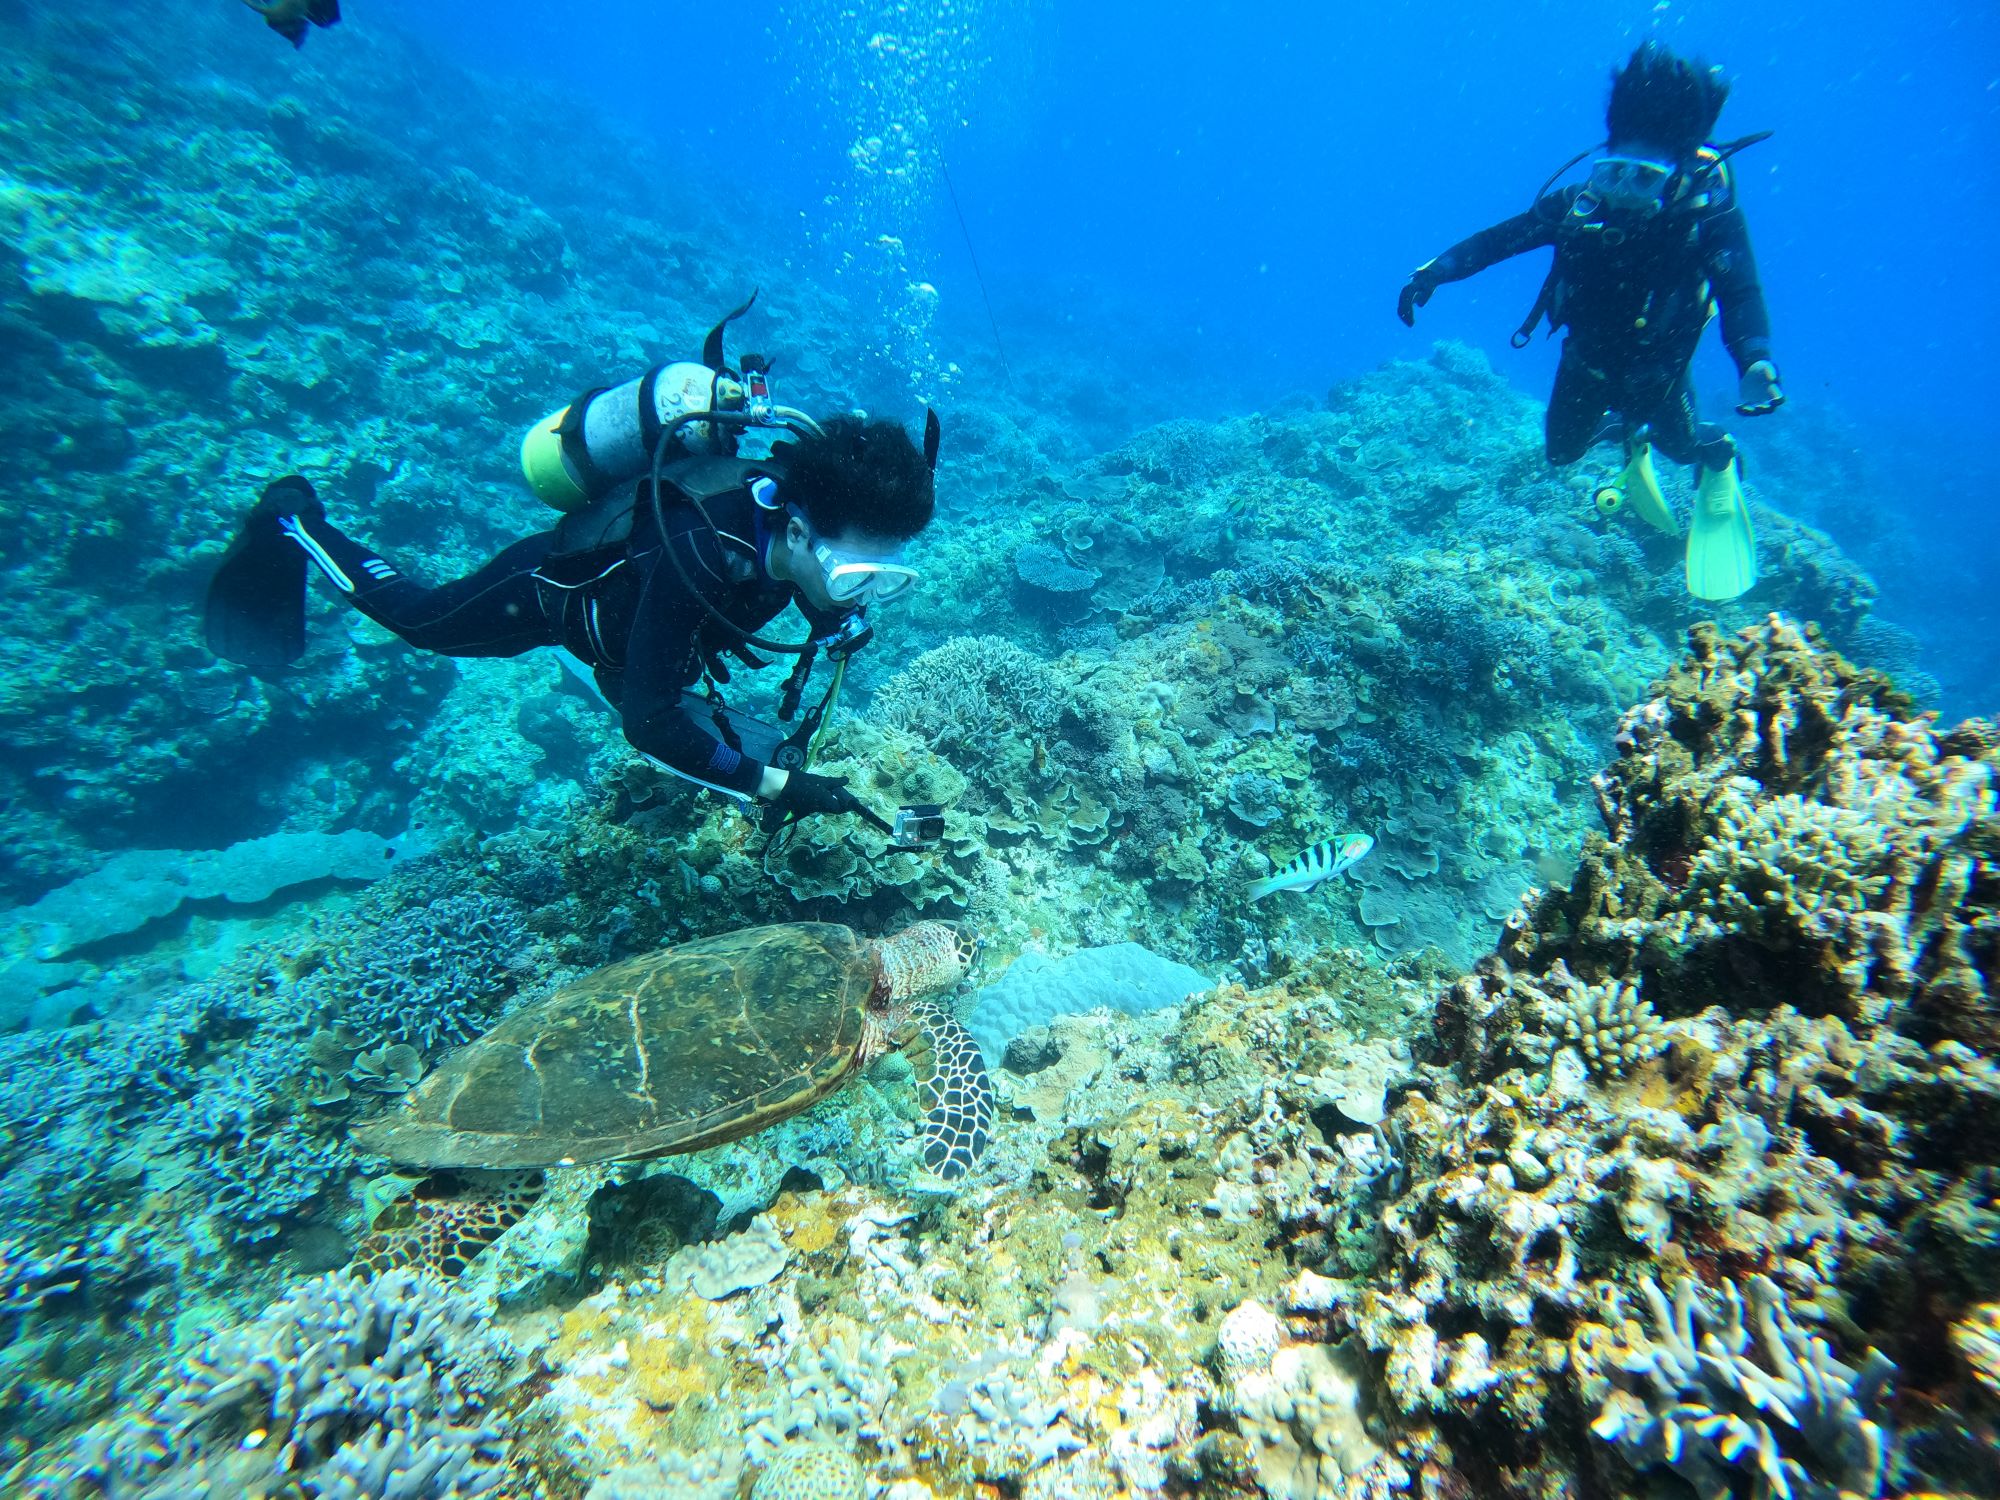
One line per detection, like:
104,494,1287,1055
909,1002,994,1180
347,1169,546,1278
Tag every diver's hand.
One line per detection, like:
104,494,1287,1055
771,770,863,821
694,631,769,684
1736,360,1785,416
1397,267,1440,327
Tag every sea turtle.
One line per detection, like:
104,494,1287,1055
350,920,994,1180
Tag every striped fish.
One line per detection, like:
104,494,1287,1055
1248,832,1375,903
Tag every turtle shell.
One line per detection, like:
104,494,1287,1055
350,923,878,1170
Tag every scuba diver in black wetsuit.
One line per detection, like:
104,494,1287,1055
1397,43,1784,602
205,300,943,836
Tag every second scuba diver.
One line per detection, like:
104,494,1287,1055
205,300,939,835
1397,42,1784,602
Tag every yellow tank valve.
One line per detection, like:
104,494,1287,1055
520,405,589,512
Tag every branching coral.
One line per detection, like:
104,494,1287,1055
871,635,1094,761
315,892,532,1054
744,1330,906,1462
950,1365,1081,1480
1680,790,1893,946
56,1268,516,1497
1593,1275,1894,1500
1513,962,1667,1079
0,1237,83,1317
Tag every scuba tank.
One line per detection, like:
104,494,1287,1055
520,362,755,511
518,292,816,511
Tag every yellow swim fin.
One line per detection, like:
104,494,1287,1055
1615,441,1678,535
1686,458,1758,601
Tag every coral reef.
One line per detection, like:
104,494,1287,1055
1332,617,1997,1495
37,1267,517,1497
0,0,1977,1494
1592,1274,1893,1500
10,619,1990,1500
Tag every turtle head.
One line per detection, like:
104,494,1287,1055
861,922,977,1063
872,921,979,1000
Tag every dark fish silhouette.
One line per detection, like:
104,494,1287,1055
244,0,341,49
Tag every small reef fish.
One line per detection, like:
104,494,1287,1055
1248,833,1375,903
245,0,342,49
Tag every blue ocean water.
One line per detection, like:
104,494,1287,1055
4,2,2000,1495
400,0,2000,711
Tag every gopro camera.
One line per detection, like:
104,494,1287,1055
889,803,946,849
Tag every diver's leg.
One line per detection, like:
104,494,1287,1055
1544,348,1611,465
1641,368,1737,471
1639,370,1757,600
282,502,559,658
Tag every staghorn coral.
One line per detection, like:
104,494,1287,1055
744,1328,907,1462
48,1267,515,1497
0,1238,84,1317
951,1365,1082,1481
1592,1274,1894,1500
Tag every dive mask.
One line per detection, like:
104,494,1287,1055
1586,153,1677,217
810,534,919,604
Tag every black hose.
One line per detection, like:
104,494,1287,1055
648,414,816,656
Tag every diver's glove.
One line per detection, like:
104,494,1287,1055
1396,264,1442,327
695,630,769,685
1736,360,1785,416
771,770,864,821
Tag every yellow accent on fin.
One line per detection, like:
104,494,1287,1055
1617,442,1679,535
1686,460,1758,601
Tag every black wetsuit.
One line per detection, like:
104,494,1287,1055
288,457,852,794
1424,180,1772,468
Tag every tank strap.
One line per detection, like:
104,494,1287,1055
1512,266,1561,349
555,385,612,495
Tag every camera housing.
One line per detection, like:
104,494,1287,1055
889,803,946,849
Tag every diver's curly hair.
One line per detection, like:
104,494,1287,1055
775,416,935,540
1606,42,1730,160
